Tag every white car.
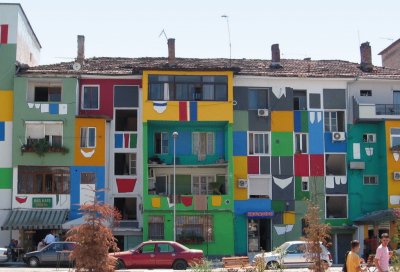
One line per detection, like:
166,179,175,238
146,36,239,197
252,241,333,269
0,247,8,263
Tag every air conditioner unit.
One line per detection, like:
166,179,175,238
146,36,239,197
237,179,248,188
332,132,346,142
394,172,400,181
257,109,269,117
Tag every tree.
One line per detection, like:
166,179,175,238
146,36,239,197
67,192,121,272
302,199,331,272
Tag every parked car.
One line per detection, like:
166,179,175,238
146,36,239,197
0,247,7,263
23,242,76,267
252,241,333,269
111,240,203,270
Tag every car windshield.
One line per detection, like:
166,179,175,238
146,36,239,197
275,242,291,252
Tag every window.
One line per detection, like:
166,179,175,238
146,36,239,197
326,195,347,219
155,132,169,154
192,176,215,195
80,172,96,184
114,85,138,107
325,154,346,176
176,215,213,243
158,243,174,253
148,75,228,101
192,132,214,160
114,153,136,175
293,90,307,110
363,175,378,185
115,109,137,131
80,127,96,148
140,244,156,254
248,89,268,109
295,133,308,153
82,86,99,109
248,176,271,199
18,166,70,194
324,111,345,132
248,132,269,155
301,177,309,191
25,121,63,147
360,90,372,96
34,86,61,102
148,176,168,195
363,133,376,143
148,216,165,240
390,128,400,148
114,197,137,220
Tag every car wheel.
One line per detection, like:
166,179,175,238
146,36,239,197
173,259,188,270
267,261,279,270
28,257,39,267
116,259,126,270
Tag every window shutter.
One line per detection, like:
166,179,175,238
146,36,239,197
26,123,45,139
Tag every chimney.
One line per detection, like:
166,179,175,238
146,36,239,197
77,35,85,63
360,42,373,72
270,44,282,68
168,38,175,65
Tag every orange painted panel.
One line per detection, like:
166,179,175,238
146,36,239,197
74,118,105,166
234,156,248,200
271,111,293,132
385,121,400,207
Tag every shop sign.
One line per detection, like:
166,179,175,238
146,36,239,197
247,211,274,218
32,197,53,208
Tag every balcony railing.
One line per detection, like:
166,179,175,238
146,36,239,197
353,97,400,121
376,104,400,115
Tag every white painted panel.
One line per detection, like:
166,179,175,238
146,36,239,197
0,189,11,209
80,184,96,205
13,194,70,209
0,210,11,246
0,122,12,167
0,5,18,44
353,143,361,159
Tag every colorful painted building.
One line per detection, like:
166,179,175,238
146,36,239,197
0,3,41,247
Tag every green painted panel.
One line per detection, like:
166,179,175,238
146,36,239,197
234,215,248,255
272,200,285,212
12,77,77,166
272,132,293,156
0,168,12,189
129,133,137,148
170,175,192,195
301,111,308,132
0,45,16,90
233,111,248,131
295,176,310,200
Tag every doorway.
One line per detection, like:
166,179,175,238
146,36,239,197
248,219,271,252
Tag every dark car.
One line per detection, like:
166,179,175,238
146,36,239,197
111,240,203,270
23,242,76,267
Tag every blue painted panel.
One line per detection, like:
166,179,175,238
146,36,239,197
70,166,105,219
0,122,4,141
324,132,347,152
234,199,272,214
115,134,123,148
294,111,302,132
308,111,324,154
216,131,224,157
175,131,192,156
233,131,247,156
190,101,197,121
49,104,59,114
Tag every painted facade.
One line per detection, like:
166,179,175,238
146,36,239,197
142,70,235,255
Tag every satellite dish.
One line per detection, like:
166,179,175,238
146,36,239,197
72,62,81,71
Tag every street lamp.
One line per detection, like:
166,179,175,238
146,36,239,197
172,131,178,242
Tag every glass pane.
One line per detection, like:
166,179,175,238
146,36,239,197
215,85,228,101
175,84,189,100
202,85,214,100
175,76,201,83
249,133,254,154
256,90,268,109
80,127,87,147
302,134,307,153
149,84,164,100
391,128,400,135
248,90,258,109
162,132,169,154
114,86,138,107
192,133,199,154
392,136,400,147
88,128,96,147
295,134,301,152
48,87,61,102
155,133,161,154
264,134,269,153
52,136,62,147
83,87,99,109
207,133,214,155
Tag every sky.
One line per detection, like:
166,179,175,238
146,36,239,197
7,0,400,66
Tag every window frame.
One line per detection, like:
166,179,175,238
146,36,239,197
81,85,100,110
360,90,372,97
80,127,96,148
80,172,96,184
154,132,169,154
191,175,216,195
248,132,270,155
294,133,308,154
33,86,62,102
363,175,378,185
248,175,272,199
363,133,376,143
114,153,137,176
248,88,269,110
390,128,400,148
192,132,215,156
324,111,345,132
301,177,309,192
148,216,165,240
25,121,63,147
325,194,348,219
176,215,214,242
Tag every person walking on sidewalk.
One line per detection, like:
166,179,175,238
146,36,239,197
374,233,392,272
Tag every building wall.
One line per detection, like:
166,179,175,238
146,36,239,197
381,44,400,69
385,120,400,208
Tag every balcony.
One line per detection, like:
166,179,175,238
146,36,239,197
353,97,400,121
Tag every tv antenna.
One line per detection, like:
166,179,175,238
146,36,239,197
159,29,168,41
221,15,232,66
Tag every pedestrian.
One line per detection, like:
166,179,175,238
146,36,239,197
37,239,45,251
346,240,366,272
374,233,392,272
7,239,17,262
43,230,56,245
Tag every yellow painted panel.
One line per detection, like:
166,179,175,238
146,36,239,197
152,197,161,208
283,212,296,225
271,111,293,132
211,195,222,207
142,71,233,123
385,121,400,207
74,118,105,166
0,91,13,121
234,156,248,200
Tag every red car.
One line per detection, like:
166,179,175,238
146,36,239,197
111,241,203,270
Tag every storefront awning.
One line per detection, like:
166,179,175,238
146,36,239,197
353,209,396,225
1,209,69,230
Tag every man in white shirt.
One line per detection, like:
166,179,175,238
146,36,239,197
43,230,56,245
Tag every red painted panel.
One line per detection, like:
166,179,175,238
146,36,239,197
247,156,260,174
0,25,8,44
79,79,142,118
181,196,193,207
124,133,129,148
310,154,324,176
116,178,137,193
294,154,309,176
179,101,188,121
